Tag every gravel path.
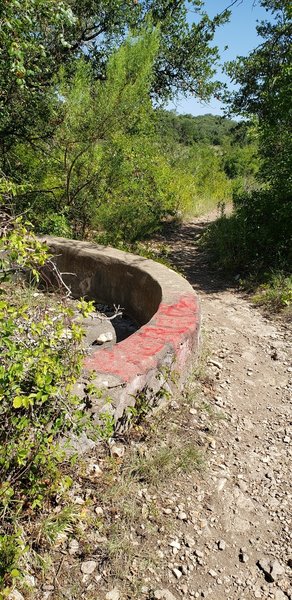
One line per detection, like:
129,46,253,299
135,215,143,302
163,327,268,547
149,214,292,599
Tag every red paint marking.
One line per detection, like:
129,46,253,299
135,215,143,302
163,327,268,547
84,294,199,381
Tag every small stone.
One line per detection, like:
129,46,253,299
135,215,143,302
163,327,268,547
68,538,79,555
8,591,24,600
154,590,177,600
95,506,104,516
178,512,187,521
23,575,35,587
87,463,103,479
110,445,125,459
218,540,226,551
239,548,249,563
74,496,85,505
270,558,285,580
106,589,120,600
180,585,188,595
275,591,287,600
80,560,97,575
208,359,222,369
170,400,180,410
257,557,285,582
184,535,195,548
208,569,217,578
194,549,204,558
169,540,181,550
96,332,114,344
172,568,182,579
42,584,54,591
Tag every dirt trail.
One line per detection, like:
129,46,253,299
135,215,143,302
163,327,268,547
150,213,292,599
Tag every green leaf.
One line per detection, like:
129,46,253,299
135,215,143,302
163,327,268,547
10,569,20,578
13,396,23,408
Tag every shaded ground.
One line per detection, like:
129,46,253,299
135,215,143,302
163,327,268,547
25,212,291,600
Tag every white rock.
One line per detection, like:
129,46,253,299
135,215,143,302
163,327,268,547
208,359,223,369
257,557,285,582
73,496,85,505
95,506,104,516
169,540,181,550
80,560,97,574
87,463,103,479
23,574,35,587
110,445,125,459
177,512,187,521
275,591,287,600
172,568,182,579
208,569,217,578
96,332,113,344
8,591,24,600
154,590,177,600
218,540,226,551
68,538,79,555
105,588,120,600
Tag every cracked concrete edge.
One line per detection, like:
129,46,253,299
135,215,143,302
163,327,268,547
44,237,201,428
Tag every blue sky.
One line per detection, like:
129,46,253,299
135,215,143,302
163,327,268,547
168,0,269,116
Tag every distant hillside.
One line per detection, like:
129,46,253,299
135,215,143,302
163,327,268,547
155,110,248,147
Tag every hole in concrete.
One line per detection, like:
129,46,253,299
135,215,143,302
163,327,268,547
95,303,139,343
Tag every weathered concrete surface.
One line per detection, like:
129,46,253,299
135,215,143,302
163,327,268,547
44,237,200,426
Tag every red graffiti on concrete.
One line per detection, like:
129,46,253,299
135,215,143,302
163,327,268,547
84,294,199,381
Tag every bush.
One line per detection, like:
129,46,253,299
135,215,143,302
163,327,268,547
0,214,91,590
204,189,292,274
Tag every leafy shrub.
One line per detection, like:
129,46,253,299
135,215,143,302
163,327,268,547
95,134,180,243
0,214,92,590
203,189,292,274
252,272,292,312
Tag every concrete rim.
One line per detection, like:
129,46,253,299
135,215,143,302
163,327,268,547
44,237,201,422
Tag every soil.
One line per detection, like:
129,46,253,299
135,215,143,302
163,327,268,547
146,212,292,599
24,212,291,600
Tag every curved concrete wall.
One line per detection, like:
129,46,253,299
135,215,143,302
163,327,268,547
45,237,201,425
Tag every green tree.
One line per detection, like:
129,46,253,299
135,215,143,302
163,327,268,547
218,0,292,272
0,0,76,152
17,30,161,237
0,0,231,157
226,0,292,196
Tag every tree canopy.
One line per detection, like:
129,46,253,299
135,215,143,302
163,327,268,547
226,0,292,196
0,0,230,153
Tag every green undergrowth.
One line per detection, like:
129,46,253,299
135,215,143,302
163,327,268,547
0,214,102,596
202,193,292,314
251,272,292,314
